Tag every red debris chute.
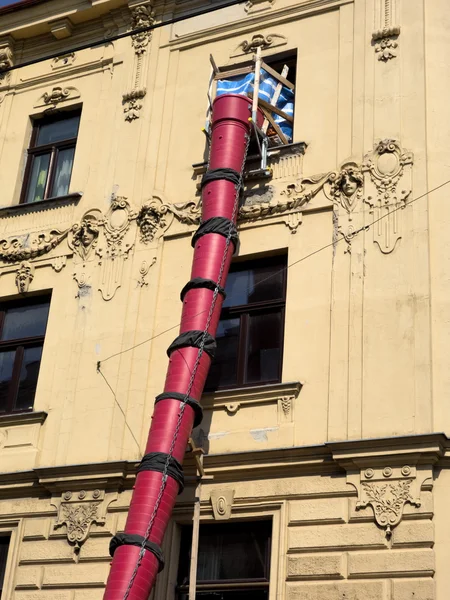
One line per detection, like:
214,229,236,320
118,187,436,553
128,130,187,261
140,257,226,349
103,94,263,599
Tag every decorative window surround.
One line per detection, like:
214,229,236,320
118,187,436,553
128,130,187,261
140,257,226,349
201,381,302,419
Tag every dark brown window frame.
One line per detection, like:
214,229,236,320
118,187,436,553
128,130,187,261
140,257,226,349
0,296,50,415
176,520,272,600
206,255,287,392
19,109,81,205
0,534,11,599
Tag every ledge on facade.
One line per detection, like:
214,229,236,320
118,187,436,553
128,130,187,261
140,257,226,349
201,380,302,412
0,433,449,498
0,193,82,218
327,432,449,470
34,459,135,494
0,410,47,427
192,142,307,181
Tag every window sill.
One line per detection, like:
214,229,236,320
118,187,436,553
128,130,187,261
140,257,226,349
201,381,301,415
0,411,48,427
0,193,82,217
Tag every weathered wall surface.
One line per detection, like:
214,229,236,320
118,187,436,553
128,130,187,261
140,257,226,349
0,0,449,598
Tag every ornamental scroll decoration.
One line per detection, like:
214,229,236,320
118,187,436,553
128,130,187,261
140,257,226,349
356,465,421,537
96,197,137,300
137,173,335,240
69,198,138,301
52,489,110,552
237,32,287,55
362,140,413,254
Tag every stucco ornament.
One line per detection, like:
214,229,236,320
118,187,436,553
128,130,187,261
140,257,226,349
210,489,235,520
329,161,364,214
363,139,413,254
0,37,14,86
15,261,34,294
137,196,201,240
69,209,102,260
357,468,420,537
123,88,146,121
239,33,286,53
372,0,400,61
123,2,154,121
0,229,69,263
96,197,137,300
43,86,70,105
53,489,107,551
137,196,174,243
130,4,155,55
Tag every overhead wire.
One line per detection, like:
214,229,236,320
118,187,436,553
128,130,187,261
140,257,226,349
96,178,450,458
98,177,450,369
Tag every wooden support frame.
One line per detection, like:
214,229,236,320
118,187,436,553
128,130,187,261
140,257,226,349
262,64,289,134
260,60,295,90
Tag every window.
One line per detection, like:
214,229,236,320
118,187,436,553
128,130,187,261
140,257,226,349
0,297,50,414
20,110,81,204
177,521,271,600
0,535,10,599
213,51,297,147
206,255,286,391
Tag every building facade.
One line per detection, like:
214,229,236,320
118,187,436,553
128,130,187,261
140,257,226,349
0,0,449,598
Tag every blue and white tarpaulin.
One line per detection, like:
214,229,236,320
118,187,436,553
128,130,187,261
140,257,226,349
216,68,294,141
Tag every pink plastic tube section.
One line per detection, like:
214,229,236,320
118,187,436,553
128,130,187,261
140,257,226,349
103,94,262,600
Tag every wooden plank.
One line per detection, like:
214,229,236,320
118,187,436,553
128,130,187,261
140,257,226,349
260,60,295,90
259,106,289,145
213,64,254,80
209,54,220,75
262,64,288,134
247,92,294,123
252,47,262,121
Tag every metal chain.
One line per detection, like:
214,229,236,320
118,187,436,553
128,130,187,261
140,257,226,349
122,130,250,600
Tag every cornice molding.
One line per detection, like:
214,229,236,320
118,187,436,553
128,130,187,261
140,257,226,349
163,0,352,51
0,433,447,499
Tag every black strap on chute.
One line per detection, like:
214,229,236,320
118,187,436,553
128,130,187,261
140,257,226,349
109,533,165,572
155,392,203,428
201,168,241,189
167,330,216,359
137,452,185,494
180,277,226,302
191,217,239,249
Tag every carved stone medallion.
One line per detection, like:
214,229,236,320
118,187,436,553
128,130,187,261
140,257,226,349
210,489,235,520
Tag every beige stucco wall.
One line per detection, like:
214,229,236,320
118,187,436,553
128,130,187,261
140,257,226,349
0,0,449,597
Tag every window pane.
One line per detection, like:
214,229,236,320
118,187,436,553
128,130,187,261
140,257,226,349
1,302,50,341
205,317,240,389
223,259,285,308
246,311,282,384
0,351,15,412
25,153,50,203
178,521,271,585
37,115,80,145
14,346,43,411
0,535,10,594
51,147,75,197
